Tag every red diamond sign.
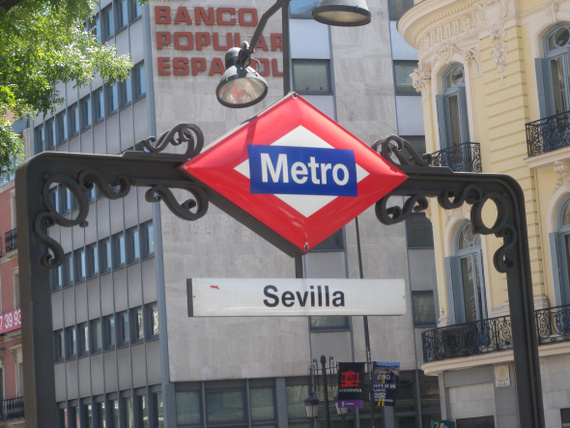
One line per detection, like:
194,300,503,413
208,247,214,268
180,94,406,254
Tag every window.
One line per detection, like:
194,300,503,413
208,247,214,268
536,24,570,118
66,326,77,358
82,403,93,428
137,394,149,427
149,303,159,337
309,316,349,330
104,315,116,350
436,64,469,149
176,391,201,425
312,229,344,251
77,322,89,356
64,253,74,287
250,387,275,421
131,0,142,20
54,329,65,361
100,238,112,273
13,270,19,309
80,95,92,129
388,0,414,19
151,391,163,428
110,398,119,428
118,311,129,346
126,226,140,262
445,222,487,323
45,118,56,149
86,243,99,278
456,416,495,428
113,232,126,267
105,82,118,114
102,5,114,39
406,213,433,247
550,198,570,306
90,318,102,352
94,401,106,428
75,248,86,282
115,0,128,30
141,221,154,258
133,62,146,99
562,408,570,427
292,59,332,94
51,263,65,290
34,125,44,154
206,390,245,424
132,307,144,342
56,111,68,143
87,14,101,43
394,60,418,95
412,291,436,326
93,88,104,122
119,76,132,107
286,383,309,420
290,0,319,18
69,104,79,137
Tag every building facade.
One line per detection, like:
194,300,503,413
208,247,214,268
21,0,441,427
398,0,570,427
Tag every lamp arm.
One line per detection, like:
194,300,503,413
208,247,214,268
248,0,289,54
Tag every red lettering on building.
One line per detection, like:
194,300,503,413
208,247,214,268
209,57,225,76
191,58,207,75
272,58,283,77
155,5,171,24
157,57,171,75
174,7,193,25
195,32,211,50
271,34,283,52
255,35,269,51
174,32,193,50
173,57,189,75
213,33,233,51
156,32,171,50
217,7,236,25
238,8,258,26
195,7,215,25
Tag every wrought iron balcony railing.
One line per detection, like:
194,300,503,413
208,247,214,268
422,304,570,363
4,228,17,253
0,396,24,421
526,110,570,157
425,142,481,172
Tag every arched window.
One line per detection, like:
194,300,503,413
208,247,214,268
536,24,570,118
445,222,487,323
550,198,570,306
436,64,470,148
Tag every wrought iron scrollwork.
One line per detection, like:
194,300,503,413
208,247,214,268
138,123,204,158
145,183,208,221
375,194,428,225
372,134,429,168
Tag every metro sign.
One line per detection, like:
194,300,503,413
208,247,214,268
180,94,406,254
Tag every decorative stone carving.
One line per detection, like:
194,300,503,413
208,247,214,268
445,203,471,227
554,160,570,192
546,1,558,23
490,24,508,84
410,63,432,98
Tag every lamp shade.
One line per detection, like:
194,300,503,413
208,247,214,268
312,0,371,26
216,65,269,108
304,393,320,419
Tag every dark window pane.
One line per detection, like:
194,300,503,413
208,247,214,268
412,291,436,326
406,213,433,247
292,59,332,94
205,390,245,423
394,61,418,95
310,316,349,330
176,391,201,425
388,0,414,19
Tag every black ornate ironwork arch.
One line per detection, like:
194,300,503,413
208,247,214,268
16,128,544,427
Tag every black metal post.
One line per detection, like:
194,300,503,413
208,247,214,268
320,355,331,428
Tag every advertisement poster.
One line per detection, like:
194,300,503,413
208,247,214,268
372,362,400,406
337,362,365,408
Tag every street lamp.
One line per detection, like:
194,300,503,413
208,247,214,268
304,355,348,427
215,0,371,108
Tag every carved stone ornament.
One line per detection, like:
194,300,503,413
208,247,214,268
445,202,471,227
554,159,570,192
546,1,558,23
490,24,508,84
410,63,432,98
433,42,483,77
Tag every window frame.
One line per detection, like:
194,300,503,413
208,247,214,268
393,60,419,96
436,63,470,149
292,58,333,95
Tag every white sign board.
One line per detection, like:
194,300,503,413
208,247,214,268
188,278,406,317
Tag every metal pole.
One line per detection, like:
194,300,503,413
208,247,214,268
321,355,331,428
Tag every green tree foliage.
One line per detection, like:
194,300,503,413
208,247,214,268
0,0,138,176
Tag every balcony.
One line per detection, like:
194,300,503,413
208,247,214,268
422,304,570,363
0,396,24,420
426,142,481,172
526,110,570,157
4,228,16,253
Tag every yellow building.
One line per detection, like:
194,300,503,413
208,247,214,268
399,1,570,427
